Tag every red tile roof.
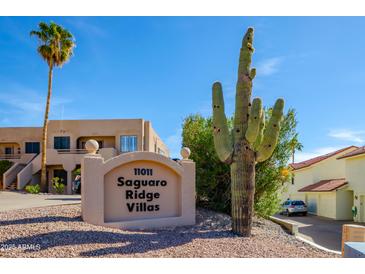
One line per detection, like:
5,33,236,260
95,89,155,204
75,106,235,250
337,146,365,160
289,146,358,170
298,178,348,192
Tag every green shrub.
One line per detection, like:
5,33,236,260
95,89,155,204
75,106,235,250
52,177,65,194
0,160,13,179
73,168,81,176
182,109,301,218
0,160,13,188
25,184,40,194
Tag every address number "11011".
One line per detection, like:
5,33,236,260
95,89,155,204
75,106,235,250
134,168,153,176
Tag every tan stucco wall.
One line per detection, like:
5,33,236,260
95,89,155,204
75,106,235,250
0,127,42,155
104,160,181,222
0,119,168,157
144,121,169,156
47,119,145,151
82,152,195,229
77,136,115,149
0,119,169,193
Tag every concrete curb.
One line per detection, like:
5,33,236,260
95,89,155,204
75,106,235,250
296,235,341,255
269,216,298,235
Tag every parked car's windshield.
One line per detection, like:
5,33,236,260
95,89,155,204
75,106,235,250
291,201,305,205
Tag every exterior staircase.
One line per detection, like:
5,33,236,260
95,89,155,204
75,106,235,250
17,153,41,190
5,180,17,190
2,154,39,191
2,163,26,190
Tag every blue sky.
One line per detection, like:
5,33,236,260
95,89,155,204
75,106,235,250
1,16,365,160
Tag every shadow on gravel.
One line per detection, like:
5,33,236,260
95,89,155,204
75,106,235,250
0,229,234,257
0,216,81,226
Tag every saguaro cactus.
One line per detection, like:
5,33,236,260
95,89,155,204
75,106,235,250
212,27,284,236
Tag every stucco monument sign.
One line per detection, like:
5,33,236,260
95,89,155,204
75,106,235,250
81,140,196,229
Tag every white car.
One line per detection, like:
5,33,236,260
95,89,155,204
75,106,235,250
281,200,308,216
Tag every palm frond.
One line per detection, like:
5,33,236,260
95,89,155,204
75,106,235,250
30,21,76,67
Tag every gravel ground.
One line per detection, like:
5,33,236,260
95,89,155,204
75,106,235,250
0,205,339,258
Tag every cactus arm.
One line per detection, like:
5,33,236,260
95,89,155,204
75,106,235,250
212,82,233,163
253,109,265,151
245,98,263,144
256,98,284,162
233,28,254,142
249,68,256,80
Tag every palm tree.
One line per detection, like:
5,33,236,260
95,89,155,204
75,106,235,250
288,133,303,164
30,22,75,192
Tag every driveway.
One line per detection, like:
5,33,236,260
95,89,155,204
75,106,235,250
274,213,364,252
0,191,81,212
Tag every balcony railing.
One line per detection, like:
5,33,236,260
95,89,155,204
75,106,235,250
0,154,21,160
56,149,90,154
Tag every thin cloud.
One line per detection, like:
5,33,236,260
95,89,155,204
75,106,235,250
0,85,73,126
64,18,106,38
256,57,283,76
328,129,365,144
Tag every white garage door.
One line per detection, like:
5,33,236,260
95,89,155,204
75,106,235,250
306,194,318,214
318,193,336,219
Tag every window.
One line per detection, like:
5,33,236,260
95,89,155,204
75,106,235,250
120,136,137,152
291,201,305,206
54,136,70,150
25,142,40,154
4,147,13,154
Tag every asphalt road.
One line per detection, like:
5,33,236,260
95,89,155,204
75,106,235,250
0,191,81,212
274,213,364,252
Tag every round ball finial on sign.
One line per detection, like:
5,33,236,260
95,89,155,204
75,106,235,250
85,139,99,154
180,147,191,160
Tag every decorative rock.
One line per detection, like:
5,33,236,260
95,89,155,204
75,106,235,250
180,147,191,160
85,139,99,154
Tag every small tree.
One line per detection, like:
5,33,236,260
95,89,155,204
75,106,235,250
288,133,303,164
182,109,300,218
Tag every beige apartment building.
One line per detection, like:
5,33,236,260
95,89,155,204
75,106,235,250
0,119,169,194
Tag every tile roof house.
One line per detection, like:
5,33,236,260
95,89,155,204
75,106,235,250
337,146,365,160
283,146,365,222
298,178,348,192
290,146,358,170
